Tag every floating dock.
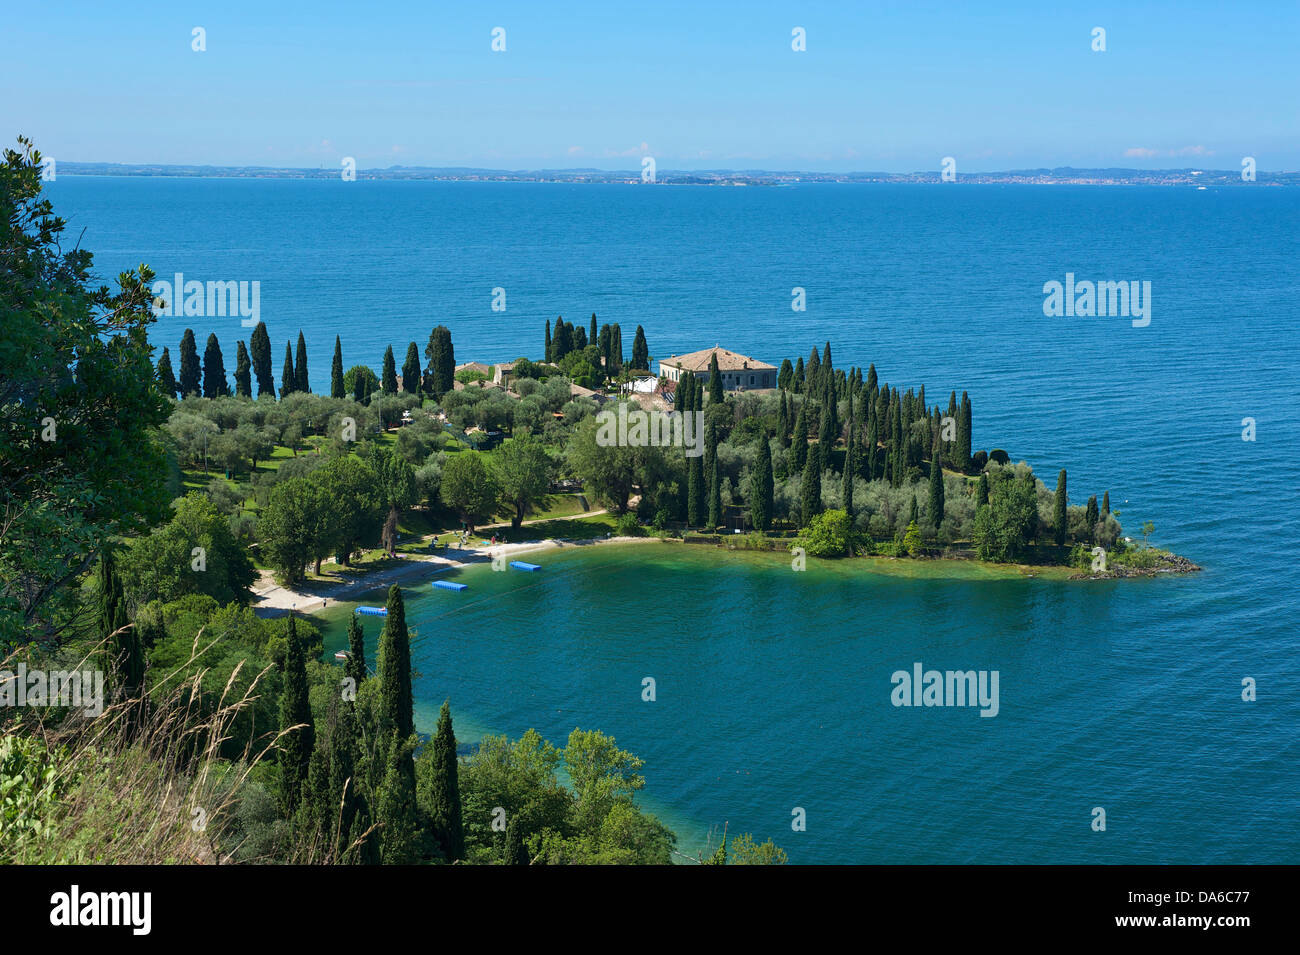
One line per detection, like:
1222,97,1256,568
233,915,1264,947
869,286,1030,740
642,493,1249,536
355,606,387,616
510,561,541,572
433,580,468,592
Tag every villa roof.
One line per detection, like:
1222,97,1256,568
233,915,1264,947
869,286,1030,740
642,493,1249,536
660,345,776,373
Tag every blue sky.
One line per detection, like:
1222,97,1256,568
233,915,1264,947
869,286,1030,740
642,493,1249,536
5,0,1296,171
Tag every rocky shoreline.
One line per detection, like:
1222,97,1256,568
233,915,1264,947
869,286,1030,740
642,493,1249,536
1069,553,1203,580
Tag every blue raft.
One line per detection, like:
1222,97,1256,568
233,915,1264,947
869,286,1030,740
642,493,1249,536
433,580,468,592
355,606,387,616
510,561,541,572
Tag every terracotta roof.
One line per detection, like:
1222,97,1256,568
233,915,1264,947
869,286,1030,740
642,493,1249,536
659,346,776,373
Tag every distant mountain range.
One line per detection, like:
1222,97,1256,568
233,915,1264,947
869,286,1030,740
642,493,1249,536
50,162,1299,186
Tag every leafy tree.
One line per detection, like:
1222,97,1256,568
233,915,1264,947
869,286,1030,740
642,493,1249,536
294,331,310,393
976,472,989,508
973,467,1038,561
331,336,345,399
381,345,397,394
563,728,646,833
439,451,501,531
366,446,419,554
1053,469,1068,546
120,491,255,606
401,342,421,394
156,347,178,399
249,320,275,397
750,436,774,532
280,340,295,397
259,476,337,586
178,328,201,397
727,833,789,865
424,325,455,399
279,612,315,816
343,365,378,403
796,508,853,557
495,435,552,529
316,456,381,565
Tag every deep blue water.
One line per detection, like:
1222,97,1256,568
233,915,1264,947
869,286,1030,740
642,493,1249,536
48,177,1300,862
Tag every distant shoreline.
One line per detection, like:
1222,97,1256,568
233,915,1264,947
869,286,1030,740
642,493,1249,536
47,164,1300,187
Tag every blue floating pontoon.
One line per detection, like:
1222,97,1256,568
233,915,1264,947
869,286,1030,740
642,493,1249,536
510,561,541,572
433,580,468,592
355,606,387,616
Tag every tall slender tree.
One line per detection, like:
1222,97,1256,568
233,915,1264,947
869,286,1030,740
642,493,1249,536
631,325,649,371
345,614,367,687
202,333,229,398
956,391,972,472
791,401,808,472
249,321,275,397
381,345,397,394
928,448,945,529
706,420,721,530
1053,469,1068,546
331,335,345,399
376,585,413,741
800,451,821,526
842,399,856,520
544,319,552,362
234,340,252,397
178,329,201,397
280,341,295,397
426,700,464,861
401,342,421,394
1084,495,1100,544
280,612,315,815
708,352,724,403
751,436,774,532
156,347,178,399
425,325,455,399
589,313,598,348
1101,491,1110,518
294,331,310,393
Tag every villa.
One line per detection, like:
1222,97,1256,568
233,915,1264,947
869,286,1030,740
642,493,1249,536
658,346,777,392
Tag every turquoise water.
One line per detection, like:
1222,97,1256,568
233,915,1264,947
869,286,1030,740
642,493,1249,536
48,177,1300,862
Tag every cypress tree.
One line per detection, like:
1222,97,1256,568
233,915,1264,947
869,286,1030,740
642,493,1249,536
425,325,455,398
1102,491,1110,518
793,356,804,394
427,700,464,861
280,612,315,816
377,734,419,864
751,436,774,532
598,324,612,369
908,494,919,529
572,325,587,351
976,472,990,508
178,328,201,397
706,421,721,530
544,319,552,362
202,333,229,398
708,352,724,403
611,324,623,373
504,817,528,865
800,451,821,526
890,397,904,487
249,321,275,397
381,345,397,394
687,454,704,527
345,614,367,687
327,698,361,860
156,347,178,399
234,340,252,397
945,391,958,466
818,396,838,449
1053,469,1068,546
295,331,310,393
1084,495,1100,544
807,348,821,396
631,325,649,371
842,400,856,519
778,392,791,446
791,401,808,472
590,313,599,349
331,336,345,398
778,358,793,391
97,549,139,707
280,341,295,397
928,449,945,529
377,585,413,741
957,391,972,472
863,413,878,481
402,342,421,394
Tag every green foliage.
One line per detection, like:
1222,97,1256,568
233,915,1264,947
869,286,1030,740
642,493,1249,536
419,700,464,860
0,735,68,849
795,508,854,558
439,451,501,530
727,832,789,865
0,138,172,641
494,435,552,528
120,492,255,606
973,466,1038,562
279,613,314,815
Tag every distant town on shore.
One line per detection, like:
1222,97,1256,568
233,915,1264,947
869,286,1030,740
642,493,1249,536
51,161,1300,186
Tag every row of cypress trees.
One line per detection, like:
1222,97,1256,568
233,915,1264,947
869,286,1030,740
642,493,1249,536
544,315,650,374
157,324,449,404
279,584,464,863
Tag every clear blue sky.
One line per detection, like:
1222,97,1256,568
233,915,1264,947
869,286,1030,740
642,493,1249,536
5,0,1296,171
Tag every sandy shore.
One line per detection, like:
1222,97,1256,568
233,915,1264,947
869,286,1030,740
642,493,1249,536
252,535,655,616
